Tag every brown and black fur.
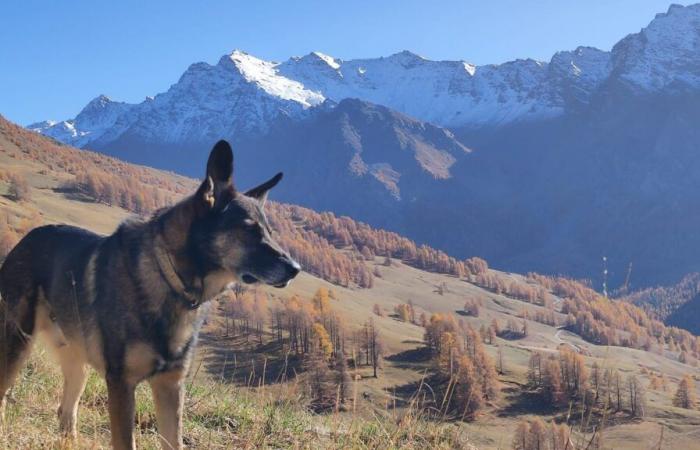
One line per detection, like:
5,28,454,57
0,141,300,449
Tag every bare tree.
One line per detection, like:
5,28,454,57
8,173,30,202
627,374,646,418
333,351,351,409
365,318,385,378
497,345,505,375
614,370,623,411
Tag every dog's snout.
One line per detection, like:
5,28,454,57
286,258,301,278
269,256,301,288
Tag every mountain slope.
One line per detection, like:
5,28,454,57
666,294,700,335
611,4,700,92
4,117,700,449
233,98,470,232
29,51,325,157
625,273,700,321
6,113,700,361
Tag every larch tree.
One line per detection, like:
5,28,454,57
512,421,529,450
453,354,484,420
304,348,333,411
673,374,697,409
313,287,331,315
527,418,547,450
542,359,565,406
312,323,333,359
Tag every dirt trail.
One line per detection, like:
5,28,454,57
554,327,584,353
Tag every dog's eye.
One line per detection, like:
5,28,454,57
242,219,262,233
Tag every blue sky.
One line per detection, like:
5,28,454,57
0,0,691,125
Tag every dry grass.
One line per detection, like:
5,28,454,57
0,345,472,449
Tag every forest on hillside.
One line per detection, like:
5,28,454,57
3,115,700,449
2,114,700,365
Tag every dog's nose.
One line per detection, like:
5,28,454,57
287,259,301,278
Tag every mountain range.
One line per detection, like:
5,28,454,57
28,3,700,290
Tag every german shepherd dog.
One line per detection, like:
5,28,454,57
0,141,300,449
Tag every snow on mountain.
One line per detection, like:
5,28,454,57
29,4,700,147
279,50,566,126
119,51,323,144
31,51,325,147
611,3,700,91
549,47,611,105
27,119,77,143
225,51,324,106
30,49,587,146
28,95,135,147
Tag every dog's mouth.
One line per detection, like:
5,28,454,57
241,274,258,285
241,273,290,289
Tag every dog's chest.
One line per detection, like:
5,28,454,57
124,308,203,382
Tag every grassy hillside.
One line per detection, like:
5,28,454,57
2,117,700,449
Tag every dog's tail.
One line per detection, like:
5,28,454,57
0,234,40,406
0,236,35,320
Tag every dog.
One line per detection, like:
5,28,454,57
0,140,301,449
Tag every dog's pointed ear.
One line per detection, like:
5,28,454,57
197,140,235,211
245,172,283,206
206,140,234,187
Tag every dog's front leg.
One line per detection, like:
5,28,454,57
106,375,136,450
149,369,185,450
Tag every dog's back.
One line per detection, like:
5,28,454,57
2,224,101,294
1,224,101,315
0,225,102,408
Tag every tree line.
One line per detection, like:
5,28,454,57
528,273,700,362
527,351,646,418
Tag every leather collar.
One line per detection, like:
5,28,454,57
153,234,203,310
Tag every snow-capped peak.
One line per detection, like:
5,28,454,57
611,3,700,91
385,50,426,65
310,51,340,69
27,119,57,128
84,94,112,107
549,46,611,100
75,94,124,118
220,50,324,107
